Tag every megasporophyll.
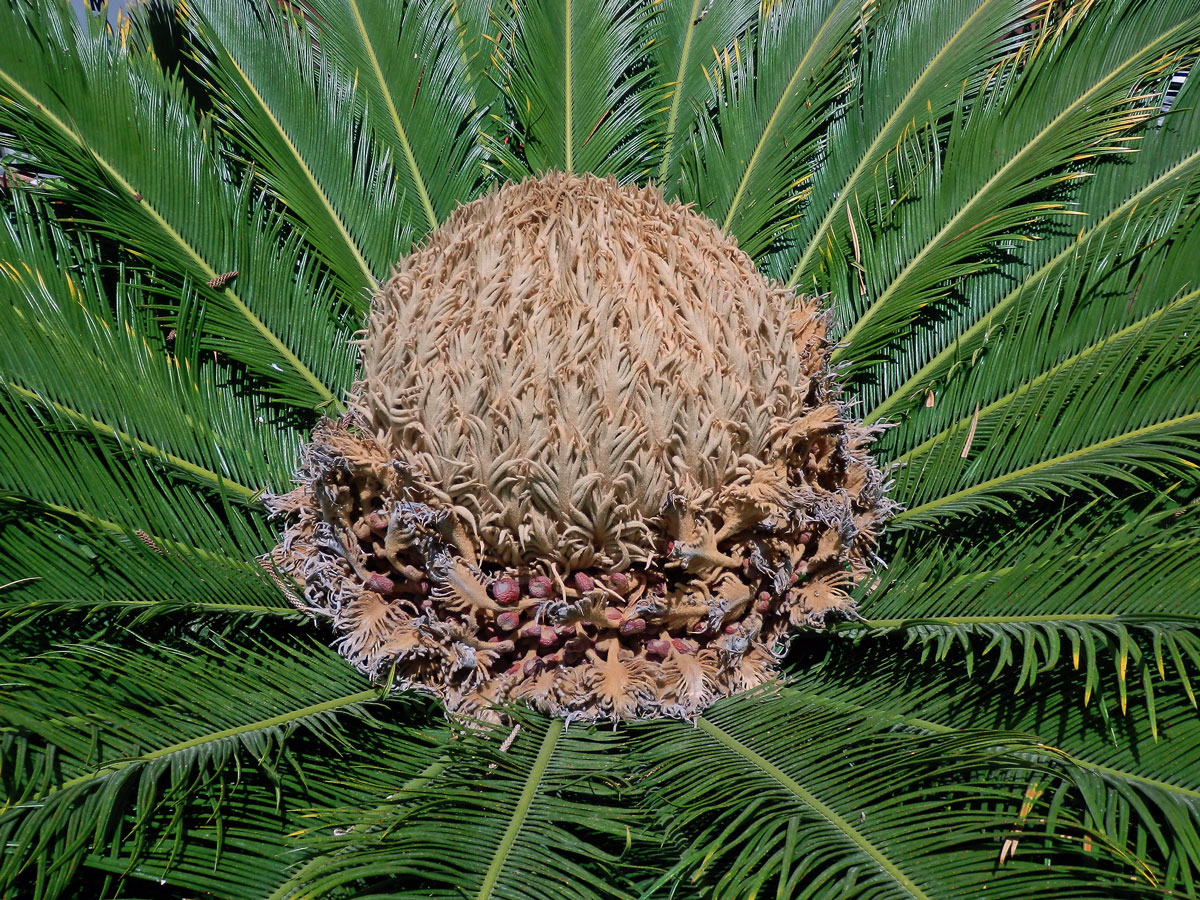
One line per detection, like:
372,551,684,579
267,173,894,721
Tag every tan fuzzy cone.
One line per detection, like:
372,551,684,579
267,173,894,722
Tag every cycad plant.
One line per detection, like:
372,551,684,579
2,0,1199,897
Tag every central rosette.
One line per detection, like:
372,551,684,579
268,173,891,721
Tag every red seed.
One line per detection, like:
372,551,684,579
519,621,541,639
505,661,523,676
604,608,623,624
522,657,542,677
672,638,696,654
542,652,562,667
724,623,739,634
366,512,388,531
573,571,595,592
609,572,630,592
492,576,521,605
364,574,396,594
564,637,591,653
619,617,646,636
496,611,521,631
690,621,708,634
645,639,671,657
538,626,560,648
528,575,553,598
756,595,772,614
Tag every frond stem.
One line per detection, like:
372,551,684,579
15,497,263,573
861,534,1196,594
656,0,705,186
564,0,574,174
837,613,1200,629
2,597,298,617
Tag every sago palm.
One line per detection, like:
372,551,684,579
2,0,1199,897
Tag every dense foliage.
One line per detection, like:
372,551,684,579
1,0,1198,897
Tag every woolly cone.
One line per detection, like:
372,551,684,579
267,173,894,722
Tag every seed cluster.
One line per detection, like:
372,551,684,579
267,174,893,721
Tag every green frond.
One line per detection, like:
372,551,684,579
880,206,1200,522
866,64,1200,431
892,303,1200,522
279,711,643,900
830,0,1200,379
0,1,355,411
675,0,859,260
648,0,758,192
0,397,292,630
843,497,1200,721
285,0,494,235
181,0,403,294
0,634,418,900
490,0,659,180
0,194,297,499
781,0,1032,288
793,646,1200,893
634,688,1146,900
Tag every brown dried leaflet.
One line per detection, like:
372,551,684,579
266,173,893,722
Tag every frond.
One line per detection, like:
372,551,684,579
887,209,1200,522
866,59,1200,431
490,0,659,180
795,644,1200,893
647,0,758,192
181,0,404,294
0,400,291,633
278,711,644,900
634,688,1147,900
676,0,860,259
0,634,430,900
0,1,355,410
828,0,1200,377
278,0,494,234
847,496,1200,717
0,194,297,498
779,0,1033,287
